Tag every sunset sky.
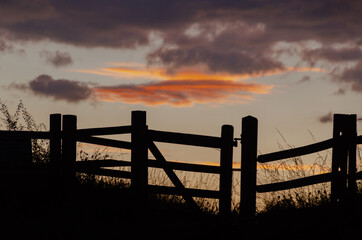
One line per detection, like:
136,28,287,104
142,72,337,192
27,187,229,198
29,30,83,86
1,0,362,166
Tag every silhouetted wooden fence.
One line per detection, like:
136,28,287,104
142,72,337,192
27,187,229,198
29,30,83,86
1,111,361,224
240,114,362,219
0,111,236,221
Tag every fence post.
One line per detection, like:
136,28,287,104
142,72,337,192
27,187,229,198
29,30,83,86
50,114,61,167
240,116,258,220
62,115,77,186
131,111,148,217
346,114,357,207
331,114,349,204
219,125,234,225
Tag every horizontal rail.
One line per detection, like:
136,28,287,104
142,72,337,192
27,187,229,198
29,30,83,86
77,136,132,149
148,185,220,199
357,171,362,180
258,138,334,163
256,172,333,193
75,160,131,168
0,130,50,139
148,159,220,174
357,135,362,144
148,129,221,148
76,167,132,179
76,125,132,136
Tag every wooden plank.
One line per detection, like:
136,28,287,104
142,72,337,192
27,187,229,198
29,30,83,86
148,140,200,212
148,129,221,148
357,135,362,144
77,125,132,136
331,114,349,203
148,185,220,199
258,138,334,163
256,172,333,193
147,159,220,174
240,116,258,219
76,167,132,179
50,114,61,166
356,171,362,180
0,137,32,166
131,111,148,216
77,136,132,149
219,125,234,222
62,115,77,186
75,159,131,168
0,130,50,139
347,115,357,197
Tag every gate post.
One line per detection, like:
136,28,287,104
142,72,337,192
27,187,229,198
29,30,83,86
240,116,258,220
331,114,349,204
219,125,234,224
131,111,148,217
62,115,77,186
50,114,61,167
346,115,357,198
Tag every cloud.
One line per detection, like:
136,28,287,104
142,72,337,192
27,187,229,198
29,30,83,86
318,112,333,123
94,79,272,107
1,1,362,76
74,62,326,82
147,21,284,75
303,47,362,65
3,0,362,98
339,61,362,92
10,75,93,103
0,37,13,52
40,50,73,67
297,76,311,84
7,71,273,106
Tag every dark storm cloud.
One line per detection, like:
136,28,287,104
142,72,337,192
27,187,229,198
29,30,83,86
2,0,362,77
147,21,284,74
2,0,362,47
40,50,73,67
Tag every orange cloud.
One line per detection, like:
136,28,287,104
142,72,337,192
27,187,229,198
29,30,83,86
75,65,245,81
74,63,327,81
73,63,326,107
94,79,273,106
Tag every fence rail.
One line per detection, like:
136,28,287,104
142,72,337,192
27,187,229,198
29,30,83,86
0,111,361,228
240,113,361,220
148,129,223,148
257,138,334,163
256,172,334,193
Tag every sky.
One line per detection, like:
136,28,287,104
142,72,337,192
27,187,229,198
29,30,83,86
1,0,362,166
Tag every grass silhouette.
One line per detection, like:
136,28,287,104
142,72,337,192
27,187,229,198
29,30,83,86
0,100,361,239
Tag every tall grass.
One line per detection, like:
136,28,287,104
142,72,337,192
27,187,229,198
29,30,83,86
0,99,49,163
1,100,361,217
255,129,362,214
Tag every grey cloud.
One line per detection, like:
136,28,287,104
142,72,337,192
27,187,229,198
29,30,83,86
1,1,362,48
147,21,283,74
339,61,362,93
2,0,362,77
333,88,346,95
0,38,13,52
26,75,93,102
319,112,333,123
304,47,362,64
40,50,73,67
297,76,311,84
